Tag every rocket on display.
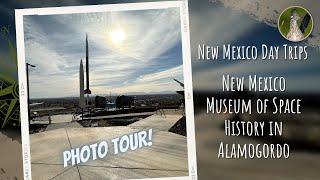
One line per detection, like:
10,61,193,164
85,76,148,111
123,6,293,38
84,33,91,95
79,59,85,108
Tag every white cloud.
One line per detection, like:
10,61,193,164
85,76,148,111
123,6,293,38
24,8,183,98
109,80,182,95
137,65,183,82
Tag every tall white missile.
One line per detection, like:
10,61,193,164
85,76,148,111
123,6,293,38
79,59,85,108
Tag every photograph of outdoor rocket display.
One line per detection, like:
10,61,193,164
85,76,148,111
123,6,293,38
23,7,189,179
0,0,319,180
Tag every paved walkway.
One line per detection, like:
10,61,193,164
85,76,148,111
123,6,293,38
30,114,188,179
129,114,182,131
45,114,82,131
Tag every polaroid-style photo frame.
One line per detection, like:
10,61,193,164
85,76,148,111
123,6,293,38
15,1,197,179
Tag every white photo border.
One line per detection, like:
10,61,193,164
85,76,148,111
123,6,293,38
15,1,197,179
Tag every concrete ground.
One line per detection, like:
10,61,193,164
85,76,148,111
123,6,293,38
129,114,183,131
30,113,188,180
31,114,75,125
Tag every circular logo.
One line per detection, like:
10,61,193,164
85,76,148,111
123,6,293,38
278,6,313,42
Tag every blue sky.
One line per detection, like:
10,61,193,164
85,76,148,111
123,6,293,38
24,8,184,98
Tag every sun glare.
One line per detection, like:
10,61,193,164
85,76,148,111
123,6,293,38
110,29,125,44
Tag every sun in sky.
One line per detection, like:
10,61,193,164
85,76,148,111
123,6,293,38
24,8,183,98
110,29,126,45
